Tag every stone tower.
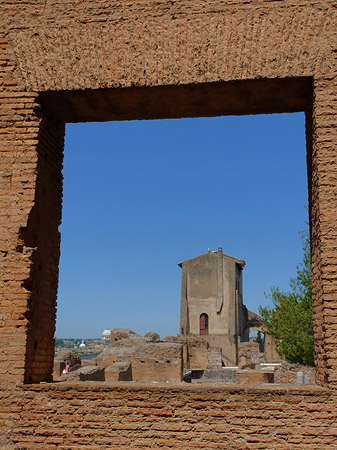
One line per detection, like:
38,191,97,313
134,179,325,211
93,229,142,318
179,247,249,366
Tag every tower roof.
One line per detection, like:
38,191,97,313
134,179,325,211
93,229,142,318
178,248,245,268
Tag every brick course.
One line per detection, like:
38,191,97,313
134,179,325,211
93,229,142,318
1,0,337,448
1,383,337,450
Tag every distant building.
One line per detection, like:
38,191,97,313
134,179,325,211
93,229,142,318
179,247,257,366
101,328,111,343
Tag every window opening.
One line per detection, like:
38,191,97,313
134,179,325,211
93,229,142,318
53,112,312,385
200,313,209,335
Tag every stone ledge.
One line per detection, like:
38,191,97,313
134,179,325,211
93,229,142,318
17,381,329,395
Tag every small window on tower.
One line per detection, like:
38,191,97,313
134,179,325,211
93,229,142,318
200,313,209,335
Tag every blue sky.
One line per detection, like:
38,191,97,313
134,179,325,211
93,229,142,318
55,112,308,339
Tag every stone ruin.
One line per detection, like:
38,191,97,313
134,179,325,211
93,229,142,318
53,350,81,379
95,328,183,382
54,329,183,383
53,350,106,382
54,328,314,387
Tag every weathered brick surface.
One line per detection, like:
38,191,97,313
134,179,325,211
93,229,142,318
0,24,65,385
2,1,336,92
310,75,337,387
0,0,337,447
1,383,337,449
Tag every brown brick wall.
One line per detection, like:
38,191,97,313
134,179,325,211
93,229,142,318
132,343,183,382
1,0,337,448
22,112,64,384
0,26,64,385
132,358,182,383
1,0,332,388
310,76,337,387
0,28,39,387
1,383,337,450
3,1,336,92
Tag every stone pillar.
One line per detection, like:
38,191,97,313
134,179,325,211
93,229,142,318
264,335,280,362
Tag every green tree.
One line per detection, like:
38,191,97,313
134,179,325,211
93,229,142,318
55,338,65,348
259,231,314,366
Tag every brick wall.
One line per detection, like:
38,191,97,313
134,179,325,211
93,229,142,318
310,76,337,387
1,0,337,448
0,27,65,385
1,383,337,450
22,112,64,384
3,1,335,92
0,28,39,387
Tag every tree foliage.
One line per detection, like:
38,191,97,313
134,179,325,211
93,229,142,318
259,231,314,366
55,338,65,348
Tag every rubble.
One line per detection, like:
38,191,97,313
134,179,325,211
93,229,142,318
58,366,105,382
144,332,160,343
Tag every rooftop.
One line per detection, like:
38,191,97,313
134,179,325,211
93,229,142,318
178,247,245,268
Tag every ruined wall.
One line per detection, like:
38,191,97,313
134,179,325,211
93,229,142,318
202,334,238,367
132,359,182,383
129,344,183,383
2,383,337,450
186,337,209,370
0,23,64,386
95,330,183,382
274,362,316,386
0,0,337,448
310,76,337,387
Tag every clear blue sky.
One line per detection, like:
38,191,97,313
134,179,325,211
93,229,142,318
55,112,308,339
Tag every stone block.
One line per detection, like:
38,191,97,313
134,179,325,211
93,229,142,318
206,347,223,370
105,362,132,382
200,368,237,384
238,342,261,369
237,370,274,386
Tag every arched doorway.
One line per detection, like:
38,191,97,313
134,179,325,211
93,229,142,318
200,313,209,335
